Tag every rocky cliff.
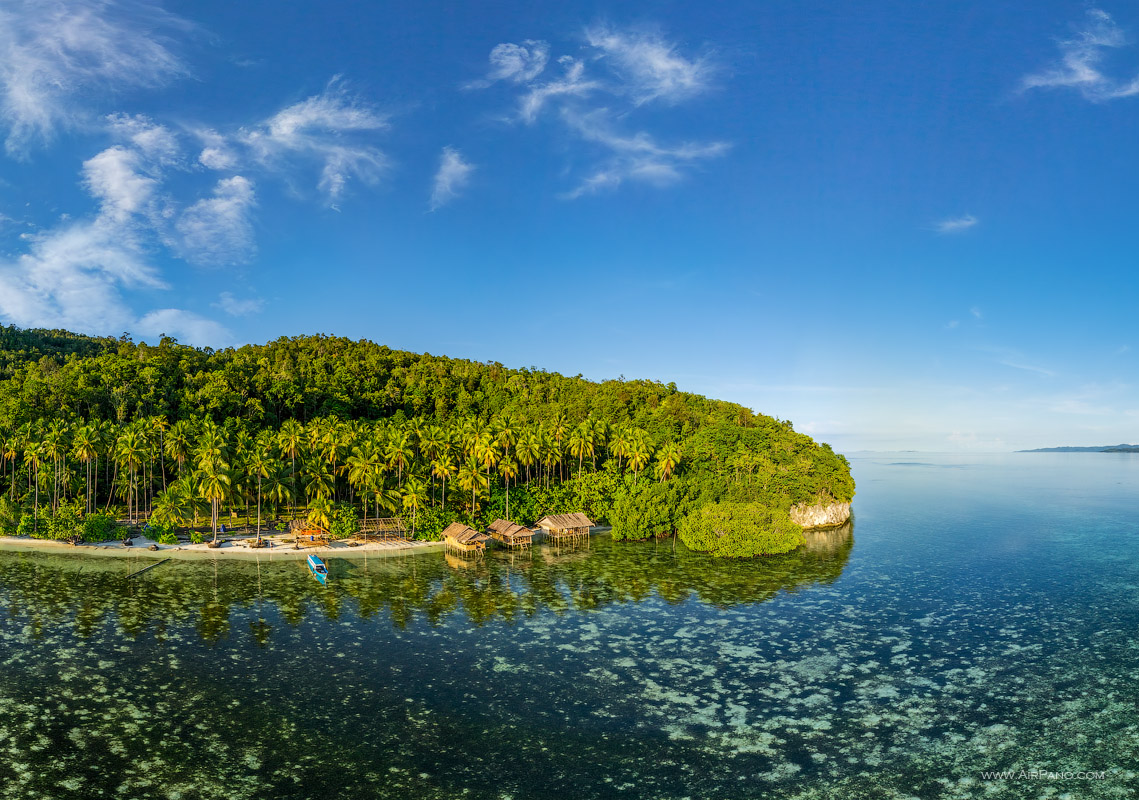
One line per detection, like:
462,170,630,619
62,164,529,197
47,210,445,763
789,501,852,530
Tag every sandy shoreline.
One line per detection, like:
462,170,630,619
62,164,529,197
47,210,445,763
0,534,445,561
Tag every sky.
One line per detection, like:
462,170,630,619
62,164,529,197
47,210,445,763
0,0,1137,452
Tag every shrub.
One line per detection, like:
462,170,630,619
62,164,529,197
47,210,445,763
328,504,359,539
42,503,83,540
81,514,120,542
679,502,804,558
16,514,34,537
0,497,22,535
190,532,205,544
156,532,178,545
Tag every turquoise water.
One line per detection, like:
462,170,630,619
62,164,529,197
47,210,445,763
1,453,1137,798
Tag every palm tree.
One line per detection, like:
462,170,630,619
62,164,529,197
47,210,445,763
401,478,426,534
457,457,487,513
307,496,333,532
165,420,194,478
655,441,682,482
22,439,42,535
277,419,305,518
115,428,146,527
431,452,455,509
498,458,518,521
628,432,654,486
516,431,539,484
2,434,18,501
42,422,69,513
568,424,592,482
248,447,273,541
198,459,231,543
385,434,411,486
72,425,99,514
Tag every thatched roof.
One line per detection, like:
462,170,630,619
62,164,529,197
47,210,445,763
489,519,533,539
536,513,595,530
442,522,489,545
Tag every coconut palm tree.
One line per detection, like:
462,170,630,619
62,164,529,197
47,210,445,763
72,425,99,514
431,452,455,509
628,433,654,486
385,433,411,486
306,496,333,532
655,441,682,482
401,478,426,534
457,457,487,514
277,419,305,518
42,422,69,513
498,458,518,521
248,447,273,541
198,459,231,543
115,428,147,527
22,438,42,535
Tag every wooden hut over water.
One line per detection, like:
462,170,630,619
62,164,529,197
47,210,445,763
487,519,534,549
442,522,490,555
535,513,595,543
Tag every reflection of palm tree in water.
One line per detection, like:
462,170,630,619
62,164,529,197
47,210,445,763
0,523,854,642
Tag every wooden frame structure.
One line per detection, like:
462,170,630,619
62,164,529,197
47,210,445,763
442,522,490,556
535,513,595,543
287,518,329,547
487,518,534,549
355,517,407,543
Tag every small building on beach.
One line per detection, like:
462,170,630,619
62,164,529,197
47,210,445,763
535,513,595,543
487,519,534,549
442,522,490,555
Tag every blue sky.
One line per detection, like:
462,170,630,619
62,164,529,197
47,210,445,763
0,0,1137,451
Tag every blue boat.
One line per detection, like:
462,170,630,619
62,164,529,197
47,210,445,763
307,554,329,585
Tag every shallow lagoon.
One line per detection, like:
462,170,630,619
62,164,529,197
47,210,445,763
1,452,1137,798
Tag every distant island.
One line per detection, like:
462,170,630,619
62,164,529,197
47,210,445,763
1020,444,1139,453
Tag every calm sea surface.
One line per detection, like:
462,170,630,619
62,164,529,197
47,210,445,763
1,453,1137,799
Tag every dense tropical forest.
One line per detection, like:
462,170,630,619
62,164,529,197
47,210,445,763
0,326,854,555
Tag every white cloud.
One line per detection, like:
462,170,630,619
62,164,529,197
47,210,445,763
212,292,263,317
175,176,257,266
1023,9,1139,101
135,308,230,347
470,25,725,198
0,216,163,333
470,40,550,87
585,25,713,105
198,146,235,170
0,0,189,155
518,57,600,123
934,214,978,234
81,146,159,222
561,108,728,197
239,78,388,201
429,147,475,210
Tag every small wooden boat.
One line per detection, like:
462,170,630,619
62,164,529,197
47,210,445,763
307,554,329,585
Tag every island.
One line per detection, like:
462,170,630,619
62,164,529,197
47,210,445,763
0,325,854,559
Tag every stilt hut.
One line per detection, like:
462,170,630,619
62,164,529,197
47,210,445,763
488,519,534,549
442,522,490,555
535,513,595,543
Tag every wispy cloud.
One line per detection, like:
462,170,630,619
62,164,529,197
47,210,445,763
584,24,714,105
470,24,725,197
561,108,728,197
175,176,257,266
1000,360,1055,377
238,77,388,202
934,214,978,234
518,57,600,123
429,147,474,211
0,0,190,156
212,292,263,317
468,40,550,88
1023,9,1139,101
